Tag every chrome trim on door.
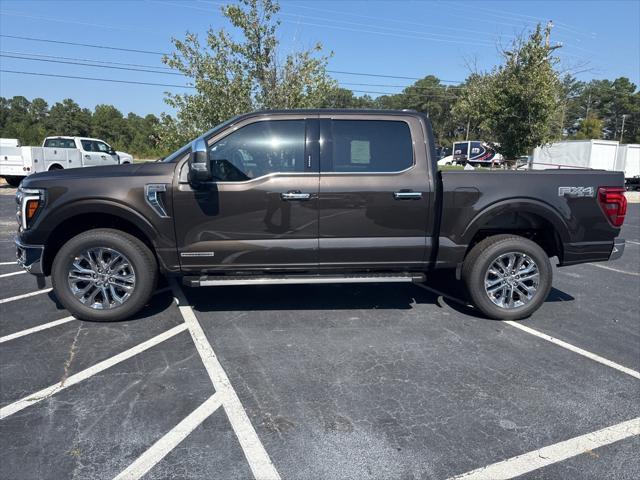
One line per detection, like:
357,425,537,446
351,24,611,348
281,192,311,201
393,191,422,200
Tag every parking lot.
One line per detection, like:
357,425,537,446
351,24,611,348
0,181,638,480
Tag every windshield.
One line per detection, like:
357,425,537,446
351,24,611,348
160,115,242,162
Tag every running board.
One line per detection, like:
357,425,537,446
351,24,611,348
184,273,426,287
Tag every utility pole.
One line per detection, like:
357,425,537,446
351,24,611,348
620,114,627,143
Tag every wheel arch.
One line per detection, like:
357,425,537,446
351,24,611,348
462,199,570,261
41,202,159,276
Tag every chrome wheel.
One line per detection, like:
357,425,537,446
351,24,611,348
67,247,136,310
484,252,539,309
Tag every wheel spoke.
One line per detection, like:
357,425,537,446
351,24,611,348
68,247,136,310
484,251,540,310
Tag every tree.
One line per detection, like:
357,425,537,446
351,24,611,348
452,73,493,142
485,24,561,160
47,99,92,137
161,0,336,145
91,104,126,147
575,114,602,139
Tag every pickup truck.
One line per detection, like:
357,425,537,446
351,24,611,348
14,109,627,322
1,136,133,186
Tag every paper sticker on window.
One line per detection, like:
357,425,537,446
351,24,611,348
351,140,370,164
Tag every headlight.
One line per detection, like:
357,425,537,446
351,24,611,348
16,187,45,230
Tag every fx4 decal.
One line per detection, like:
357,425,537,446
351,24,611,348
558,186,595,198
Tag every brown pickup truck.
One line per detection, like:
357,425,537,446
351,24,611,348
15,109,627,321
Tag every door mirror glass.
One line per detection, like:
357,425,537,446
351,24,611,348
188,138,211,183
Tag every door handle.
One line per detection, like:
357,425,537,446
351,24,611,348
84,155,90,159
101,155,107,159
281,191,311,201
393,191,422,200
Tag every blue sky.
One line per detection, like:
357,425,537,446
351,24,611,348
1,0,638,116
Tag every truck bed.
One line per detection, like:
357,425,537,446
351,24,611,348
438,169,625,267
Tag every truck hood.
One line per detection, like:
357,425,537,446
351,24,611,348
21,162,173,187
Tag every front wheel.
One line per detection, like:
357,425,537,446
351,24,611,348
51,229,157,321
462,234,552,320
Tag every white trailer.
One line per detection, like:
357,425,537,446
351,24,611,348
530,139,619,171
616,144,640,190
1,136,133,186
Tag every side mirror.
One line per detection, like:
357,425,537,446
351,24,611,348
188,138,212,183
109,148,117,155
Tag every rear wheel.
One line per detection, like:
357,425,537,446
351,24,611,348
462,234,552,320
51,229,157,321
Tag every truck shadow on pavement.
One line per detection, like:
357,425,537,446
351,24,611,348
182,279,575,320
47,285,175,323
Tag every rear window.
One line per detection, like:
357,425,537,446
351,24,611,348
44,138,76,148
328,120,413,173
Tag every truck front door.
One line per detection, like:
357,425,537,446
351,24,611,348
93,141,120,164
173,116,320,272
318,115,432,269
80,140,101,166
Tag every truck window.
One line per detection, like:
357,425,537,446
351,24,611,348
208,120,306,182
328,120,413,173
81,140,94,151
44,138,76,148
94,141,111,153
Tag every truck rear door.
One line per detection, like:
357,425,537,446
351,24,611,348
317,114,433,269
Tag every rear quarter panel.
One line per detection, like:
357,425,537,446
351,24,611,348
438,169,625,266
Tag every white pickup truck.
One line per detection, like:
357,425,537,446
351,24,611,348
0,136,133,186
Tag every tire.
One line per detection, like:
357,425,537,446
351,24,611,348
3,176,23,187
51,229,157,321
462,234,552,320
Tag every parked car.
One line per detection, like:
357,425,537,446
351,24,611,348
0,136,133,186
15,110,626,322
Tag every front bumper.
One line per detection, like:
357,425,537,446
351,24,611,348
15,237,45,275
609,238,625,261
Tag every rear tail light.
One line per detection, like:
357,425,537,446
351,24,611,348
598,187,627,227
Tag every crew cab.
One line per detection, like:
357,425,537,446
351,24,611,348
14,110,627,322
1,136,133,186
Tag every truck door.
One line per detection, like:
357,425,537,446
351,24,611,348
93,140,119,165
173,116,320,272
318,115,431,269
80,140,101,166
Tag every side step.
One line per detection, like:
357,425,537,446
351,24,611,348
183,272,426,287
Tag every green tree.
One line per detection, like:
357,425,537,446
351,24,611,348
161,0,336,145
575,114,603,139
452,73,493,142
47,99,91,137
91,104,127,147
485,24,561,160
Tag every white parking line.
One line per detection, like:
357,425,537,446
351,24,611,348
0,323,187,420
505,321,640,380
587,263,640,276
0,316,75,343
170,278,281,480
0,288,52,305
113,393,223,480
449,417,640,479
627,240,640,245
0,271,25,279
415,284,640,379
0,261,16,266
